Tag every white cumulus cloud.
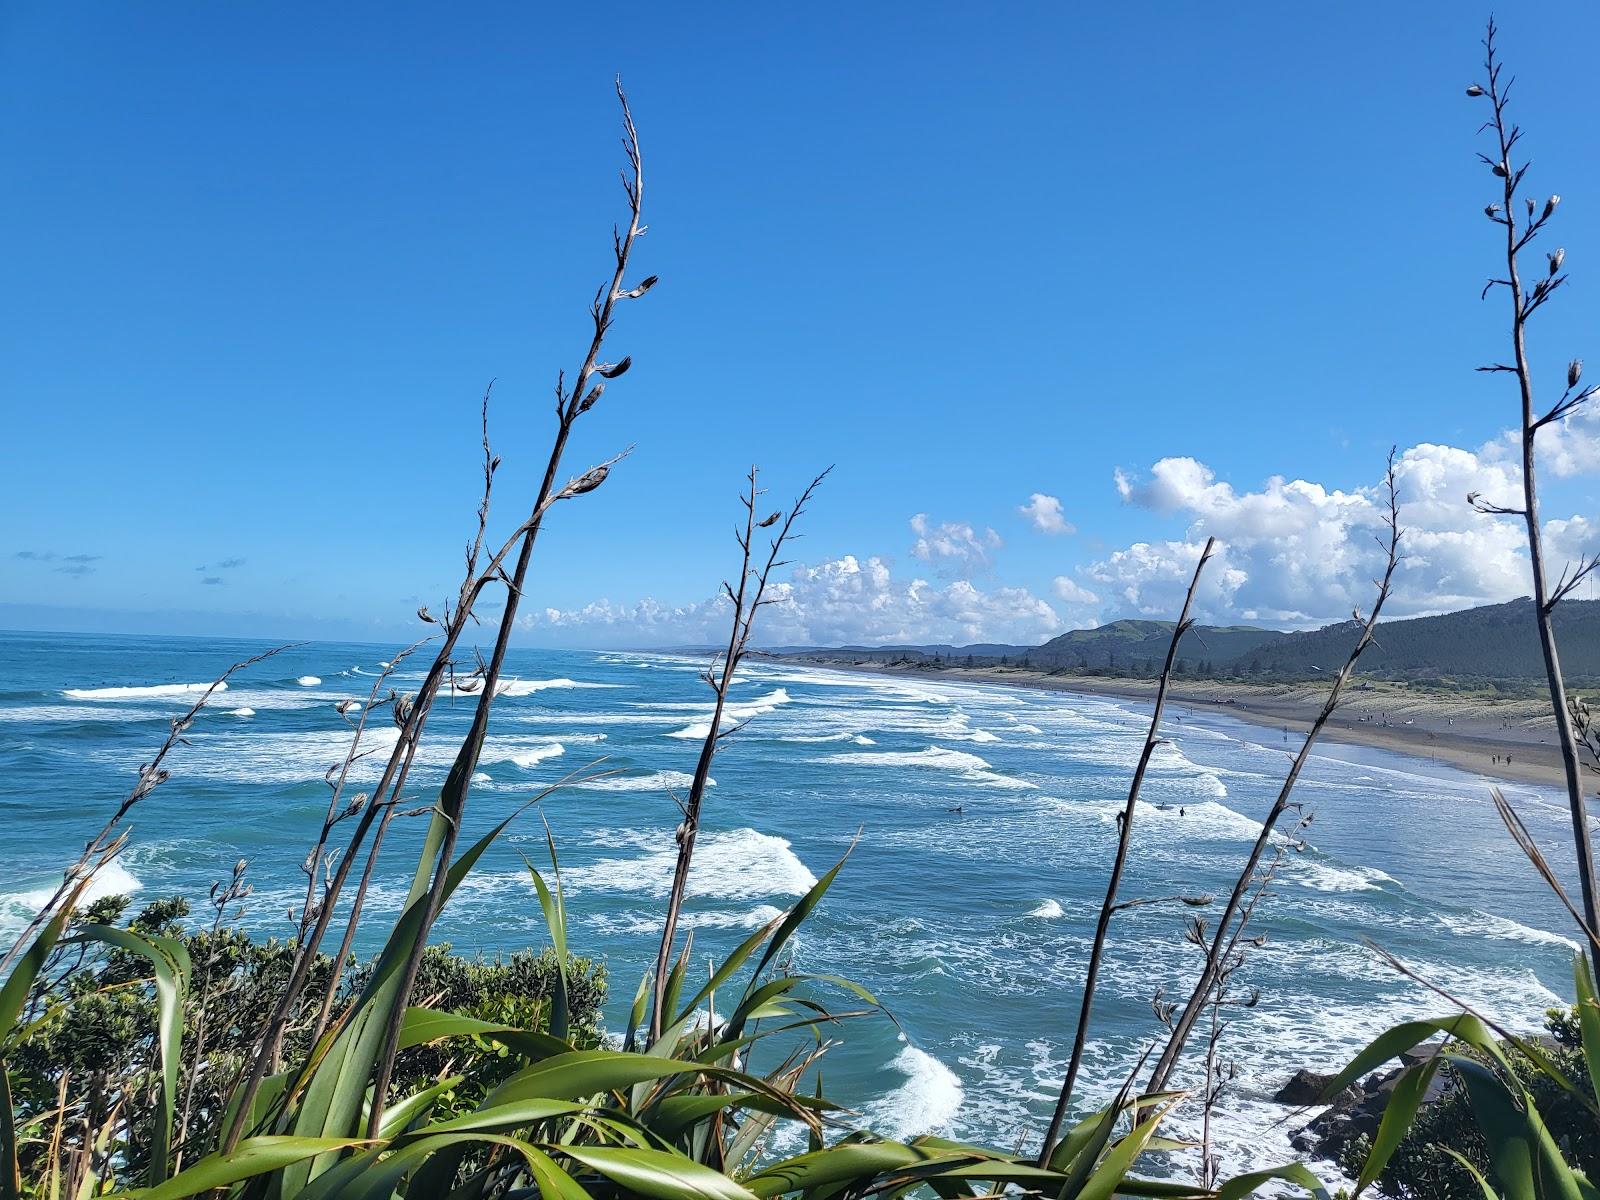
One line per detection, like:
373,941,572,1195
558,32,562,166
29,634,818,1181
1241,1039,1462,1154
1094,438,1593,625
527,554,1064,648
1051,576,1100,606
1019,493,1075,535
1483,402,1600,479
909,514,1002,576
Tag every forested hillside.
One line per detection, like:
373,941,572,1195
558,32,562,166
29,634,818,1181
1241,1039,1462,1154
775,599,1600,689
1245,598,1600,686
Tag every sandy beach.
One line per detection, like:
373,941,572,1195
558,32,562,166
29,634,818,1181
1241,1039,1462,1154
770,656,1591,793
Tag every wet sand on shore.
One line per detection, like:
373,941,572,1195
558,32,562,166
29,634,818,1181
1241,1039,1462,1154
773,657,1583,792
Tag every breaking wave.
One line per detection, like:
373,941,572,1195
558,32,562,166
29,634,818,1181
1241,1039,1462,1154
63,681,225,700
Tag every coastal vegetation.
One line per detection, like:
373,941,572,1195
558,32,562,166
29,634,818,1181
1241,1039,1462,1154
3,20,1600,1200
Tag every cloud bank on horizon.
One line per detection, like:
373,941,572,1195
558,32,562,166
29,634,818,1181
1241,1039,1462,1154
525,410,1600,648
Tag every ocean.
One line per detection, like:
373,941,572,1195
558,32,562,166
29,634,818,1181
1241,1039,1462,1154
0,629,1583,1184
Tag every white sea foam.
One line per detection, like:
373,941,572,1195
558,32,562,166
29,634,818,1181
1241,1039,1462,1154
588,903,785,937
692,903,785,929
1436,909,1581,950
96,725,590,785
563,828,817,901
1002,717,1044,734
861,1044,963,1138
479,742,566,769
228,707,256,717
496,678,623,697
195,688,324,712
1026,899,1064,919
582,828,660,851
442,677,623,698
513,712,682,727
780,732,877,745
1155,797,1262,837
1,862,145,936
1292,861,1395,893
577,771,710,792
664,689,794,738
64,681,226,700
819,745,1034,789
296,676,321,686
0,704,162,723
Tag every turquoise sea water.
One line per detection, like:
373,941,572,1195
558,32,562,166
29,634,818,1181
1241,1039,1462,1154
0,630,1584,1182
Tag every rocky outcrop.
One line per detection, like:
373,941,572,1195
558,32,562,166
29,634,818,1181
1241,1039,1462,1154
1281,1042,1449,1161
1273,1068,1341,1107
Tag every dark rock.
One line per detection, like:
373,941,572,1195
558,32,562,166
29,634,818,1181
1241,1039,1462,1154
1288,1049,1454,1160
1291,1069,1395,1158
1274,1068,1337,1107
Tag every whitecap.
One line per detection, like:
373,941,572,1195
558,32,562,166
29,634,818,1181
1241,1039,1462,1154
588,903,785,937
1027,899,1065,919
664,689,795,739
563,828,817,901
448,677,623,698
1292,861,1395,894
63,681,226,701
577,770,711,792
296,676,321,687
228,707,256,718
0,704,162,723
517,712,681,727
861,1044,963,1138
1436,909,1581,950
667,721,716,740
1,861,144,936
819,745,1034,789
479,742,565,769
89,727,404,785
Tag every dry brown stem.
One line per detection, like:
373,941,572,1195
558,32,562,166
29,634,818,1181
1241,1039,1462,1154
1145,454,1403,1094
645,466,828,1045
1470,19,1600,972
1036,536,1215,1162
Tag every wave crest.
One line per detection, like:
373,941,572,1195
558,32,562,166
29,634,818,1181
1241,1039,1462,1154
64,681,225,701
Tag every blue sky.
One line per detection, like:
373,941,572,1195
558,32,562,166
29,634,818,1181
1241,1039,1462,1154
4,2,1599,646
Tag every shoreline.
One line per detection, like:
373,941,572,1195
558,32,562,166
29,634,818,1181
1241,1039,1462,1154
770,656,1583,792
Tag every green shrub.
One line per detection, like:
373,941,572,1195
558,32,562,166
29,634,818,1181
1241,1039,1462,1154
4,894,604,1181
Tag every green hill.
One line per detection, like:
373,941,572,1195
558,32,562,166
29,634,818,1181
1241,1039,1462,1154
1031,619,1284,670
772,599,1600,690
1243,597,1600,687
